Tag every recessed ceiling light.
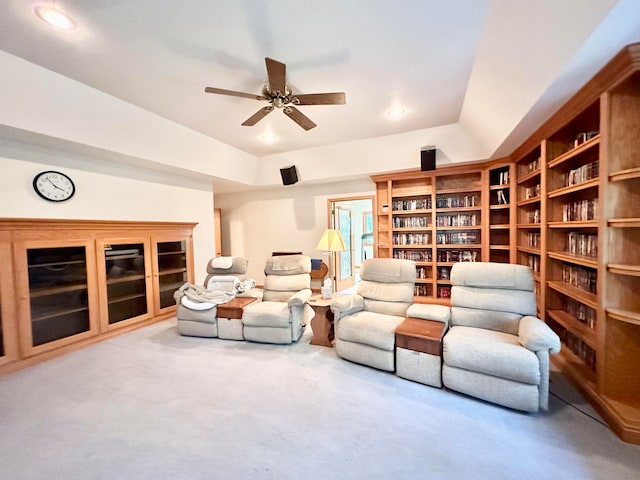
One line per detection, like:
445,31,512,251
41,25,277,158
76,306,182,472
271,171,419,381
34,5,76,30
387,106,406,120
260,133,278,144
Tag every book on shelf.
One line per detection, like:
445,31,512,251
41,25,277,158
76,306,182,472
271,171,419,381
566,232,598,258
562,264,597,294
562,199,598,222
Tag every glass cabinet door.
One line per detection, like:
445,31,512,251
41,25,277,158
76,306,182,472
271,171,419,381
154,240,189,312
22,244,98,352
99,240,153,330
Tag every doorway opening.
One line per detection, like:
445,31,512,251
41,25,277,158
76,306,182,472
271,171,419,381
327,195,374,294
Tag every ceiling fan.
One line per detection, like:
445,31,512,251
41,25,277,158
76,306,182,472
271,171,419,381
204,57,346,131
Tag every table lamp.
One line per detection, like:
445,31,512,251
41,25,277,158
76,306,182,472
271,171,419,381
316,228,347,297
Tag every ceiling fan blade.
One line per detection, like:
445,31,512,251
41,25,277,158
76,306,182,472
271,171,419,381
241,106,274,126
205,86,267,100
265,57,286,94
283,106,317,131
293,92,346,105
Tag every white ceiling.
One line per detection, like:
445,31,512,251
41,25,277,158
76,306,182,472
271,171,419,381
1,1,640,179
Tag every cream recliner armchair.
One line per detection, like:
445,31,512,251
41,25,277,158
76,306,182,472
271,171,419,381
332,258,416,371
442,262,561,412
175,256,253,338
242,254,314,344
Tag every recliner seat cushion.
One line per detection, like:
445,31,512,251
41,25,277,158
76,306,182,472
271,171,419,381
337,311,405,351
242,302,292,328
443,326,540,385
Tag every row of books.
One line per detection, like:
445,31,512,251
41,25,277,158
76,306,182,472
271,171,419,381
436,231,478,244
438,286,451,298
414,284,432,296
392,198,431,211
527,157,541,172
393,216,429,228
566,232,598,258
562,159,598,187
562,198,598,222
556,326,597,372
526,209,541,224
392,233,430,245
495,189,509,205
527,254,540,273
436,250,478,262
562,264,597,294
524,184,541,200
393,250,432,262
435,194,478,209
416,267,430,279
527,232,541,248
437,266,451,280
435,214,479,227
495,169,510,186
563,297,596,330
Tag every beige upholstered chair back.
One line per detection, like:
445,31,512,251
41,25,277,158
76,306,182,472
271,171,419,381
204,256,249,291
262,254,311,302
450,262,536,335
357,258,416,316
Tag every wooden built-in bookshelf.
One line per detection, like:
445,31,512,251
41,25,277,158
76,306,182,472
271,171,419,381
372,43,640,444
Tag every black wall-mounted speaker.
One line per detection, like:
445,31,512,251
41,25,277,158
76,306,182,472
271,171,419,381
421,148,436,171
280,165,299,185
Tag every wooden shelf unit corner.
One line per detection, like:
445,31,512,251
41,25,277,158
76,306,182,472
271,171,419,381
509,42,640,443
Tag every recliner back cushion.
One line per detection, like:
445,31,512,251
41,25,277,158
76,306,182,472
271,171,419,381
450,262,533,291
264,254,311,275
450,305,525,335
360,258,416,284
450,262,536,334
262,273,310,302
363,298,411,317
358,279,414,303
207,256,249,275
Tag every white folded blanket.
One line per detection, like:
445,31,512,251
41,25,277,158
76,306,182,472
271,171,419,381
175,283,235,305
210,256,234,269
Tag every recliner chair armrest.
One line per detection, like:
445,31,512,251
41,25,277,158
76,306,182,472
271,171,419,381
288,288,312,307
518,316,561,354
331,294,365,317
406,304,451,325
238,288,263,301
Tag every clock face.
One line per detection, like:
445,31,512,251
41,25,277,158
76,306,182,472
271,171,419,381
33,171,76,202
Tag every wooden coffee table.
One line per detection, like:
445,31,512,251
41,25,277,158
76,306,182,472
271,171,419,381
308,295,334,347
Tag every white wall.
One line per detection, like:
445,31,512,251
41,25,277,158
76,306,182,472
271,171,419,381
0,141,215,285
214,179,375,286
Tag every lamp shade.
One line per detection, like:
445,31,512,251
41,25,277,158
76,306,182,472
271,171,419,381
316,229,347,252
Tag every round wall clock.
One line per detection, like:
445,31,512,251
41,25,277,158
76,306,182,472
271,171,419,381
32,170,76,202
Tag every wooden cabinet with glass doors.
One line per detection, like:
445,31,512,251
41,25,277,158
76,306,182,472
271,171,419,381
0,219,195,375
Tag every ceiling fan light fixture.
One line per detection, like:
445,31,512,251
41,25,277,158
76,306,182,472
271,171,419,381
34,5,76,30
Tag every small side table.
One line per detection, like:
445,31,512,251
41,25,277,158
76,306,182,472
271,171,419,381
308,295,334,347
395,317,446,387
